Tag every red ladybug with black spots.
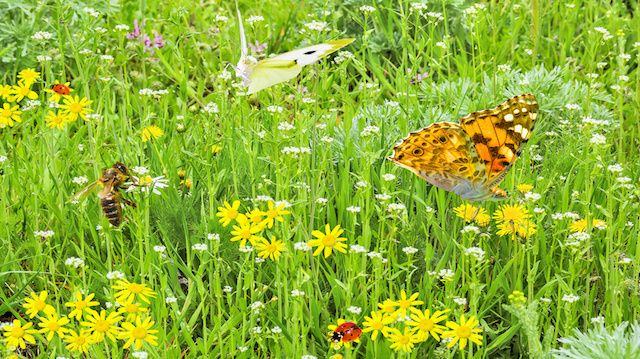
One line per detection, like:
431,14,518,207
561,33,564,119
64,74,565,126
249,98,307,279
330,322,362,343
51,83,71,96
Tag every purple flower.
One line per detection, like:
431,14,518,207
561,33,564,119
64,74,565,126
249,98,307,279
153,31,165,49
127,19,141,39
248,40,267,54
410,71,429,84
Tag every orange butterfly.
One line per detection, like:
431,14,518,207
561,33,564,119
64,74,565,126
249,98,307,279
388,94,538,201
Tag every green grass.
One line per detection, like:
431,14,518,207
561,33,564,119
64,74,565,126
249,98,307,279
1,0,640,358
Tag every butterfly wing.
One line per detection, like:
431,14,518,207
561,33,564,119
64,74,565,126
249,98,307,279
389,122,487,196
235,2,248,57
246,39,354,94
269,39,354,66
247,59,302,94
458,94,538,189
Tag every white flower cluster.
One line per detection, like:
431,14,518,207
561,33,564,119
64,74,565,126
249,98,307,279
139,88,169,98
65,257,85,268
281,146,311,157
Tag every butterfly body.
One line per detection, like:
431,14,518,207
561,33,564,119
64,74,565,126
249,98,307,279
389,94,538,201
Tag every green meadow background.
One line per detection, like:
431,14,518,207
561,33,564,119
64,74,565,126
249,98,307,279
1,0,639,358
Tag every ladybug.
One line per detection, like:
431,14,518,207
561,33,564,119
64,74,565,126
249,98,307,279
330,322,362,343
51,83,71,95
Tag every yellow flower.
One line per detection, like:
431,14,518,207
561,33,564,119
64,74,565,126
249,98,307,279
181,178,193,190
493,204,530,223
0,103,22,127
246,208,265,224
22,290,56,318
119,317,159,349
230,214,264,247
361,311,394,340
407,309,448,341
327,319,360,350
496,219,537,238
45,110,69,129
0,84,12,100
308,224,348,258
377,299,397,315
18,68,40,85
255,236,286,261
65,292,100,320
9,81,38,103
141,125,164,142
80,309,123,342
386,327,423,353
389,290,424,318
211,144,222,154
38,312,71,341
216,200,241,226
516,183,534,193
112,279,157,304
441,314,483,350
44,81,73,103
570,218,607,232
117,299,149,322
262,201,290,228
2,320,37,349
453,204,490,227
64,329,95,353
59,95,93,121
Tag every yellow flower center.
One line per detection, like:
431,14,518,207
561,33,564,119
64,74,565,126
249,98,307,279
69,103,83,113
75,336,86,345
34,300,46,311
94,319,110,332
398,335,410,344
124,304,139,313
265,243,278,253
132,327,147,339
240,228,251,239
372,321,384,330
47,322,61,331
18,87,30,96
138,176,153,186
266,209,277,218
11,327,25,338
398,299,411,309
419,318,434,331
227,208,238,219
250,214,262,223
76,301,87,309
1,109,11,117
455,325,472,338
128,283,144,294
322,234,336,246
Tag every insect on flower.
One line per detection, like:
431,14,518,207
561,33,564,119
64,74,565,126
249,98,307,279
51,83,71,96
70,162,138,226
330,322,362,344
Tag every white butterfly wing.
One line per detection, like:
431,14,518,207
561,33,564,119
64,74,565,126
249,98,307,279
244,39,355,94
271,39,354,66
247,59,302,95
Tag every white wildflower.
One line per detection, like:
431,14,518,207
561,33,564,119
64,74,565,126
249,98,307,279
192,243,208,251
402,246,418,254
106,271,125,280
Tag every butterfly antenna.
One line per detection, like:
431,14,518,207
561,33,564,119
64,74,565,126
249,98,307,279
235,1,248,57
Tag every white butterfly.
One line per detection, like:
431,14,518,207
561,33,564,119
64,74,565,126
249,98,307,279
235,7,354,95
